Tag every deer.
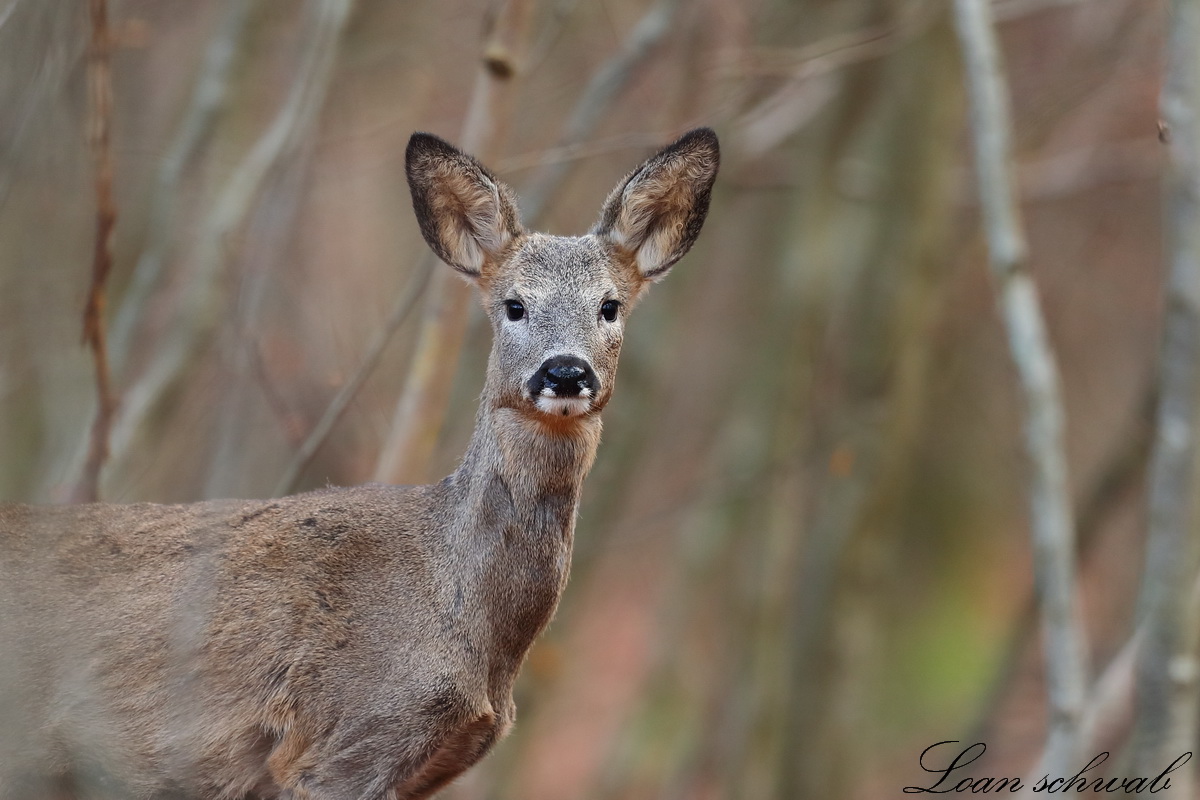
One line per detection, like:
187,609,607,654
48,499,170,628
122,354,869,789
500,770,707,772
0,127,718,800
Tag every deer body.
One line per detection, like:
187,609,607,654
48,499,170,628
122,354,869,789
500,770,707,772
0,129,718,800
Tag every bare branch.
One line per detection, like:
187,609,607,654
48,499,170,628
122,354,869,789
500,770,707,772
953,0,1089,780
107,0,255,374
202,133,315,500
1130,0,1200,787
725,0,1100,81
275,254,435,496
104,0,354,488
0,5,82,217
249,340,306,449
493,131,674,174
519,0,683,222
992,0,1095,21
370,259,478,485
1065,572,1200,769
725,1,934,79
1078,628,1142,757
370,0,535,487
0,0,23,34
718,2,938,158
1016,138,1161,199
525,0,584,75
74,0,118,503
968,384,1154,745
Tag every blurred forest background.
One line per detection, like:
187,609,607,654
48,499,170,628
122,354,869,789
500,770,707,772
0,0,1186,797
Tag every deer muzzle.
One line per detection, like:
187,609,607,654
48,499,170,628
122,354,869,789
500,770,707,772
528,355,597,417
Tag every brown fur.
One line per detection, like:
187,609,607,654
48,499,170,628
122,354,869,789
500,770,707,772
0,129,719,800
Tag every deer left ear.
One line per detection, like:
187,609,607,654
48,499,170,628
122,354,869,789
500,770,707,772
406,132,524,280
592,128,719,281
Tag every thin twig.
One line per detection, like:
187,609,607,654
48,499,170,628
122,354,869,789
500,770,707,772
953,0,1088,781
524,0,583,75
724,3,939,159
0,0,24,34
997,575,1200,779
274,255,434,496
991,0,1094,21
1130,0,1200,787
1078,628,1143,757
370,244,480,485
372,0,535,486
0,5,81,217
969,138,1161,203
725,1,933,79
108,0,256,374
203,130,315,500
74,0,118,503
724,0,1096,81
250,341,306,448
493,131,674,174
103,0,354,488
519,0,683,222
967,385,1155,744
1068,572,1200,767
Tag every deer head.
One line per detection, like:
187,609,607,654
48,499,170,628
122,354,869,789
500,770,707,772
405,128,720,422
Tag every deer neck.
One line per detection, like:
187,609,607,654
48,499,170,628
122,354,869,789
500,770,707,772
451,385,602,536
441,378,601,671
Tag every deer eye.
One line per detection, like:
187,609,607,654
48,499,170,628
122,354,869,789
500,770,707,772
504,299,525,321
600,299,620,322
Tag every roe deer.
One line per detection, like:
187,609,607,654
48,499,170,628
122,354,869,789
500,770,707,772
0,128,718,799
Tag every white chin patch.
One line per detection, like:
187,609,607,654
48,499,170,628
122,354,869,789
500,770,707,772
534,389,593,418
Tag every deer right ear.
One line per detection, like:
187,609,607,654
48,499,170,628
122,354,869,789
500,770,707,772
592,128,719,282
406,133,524,279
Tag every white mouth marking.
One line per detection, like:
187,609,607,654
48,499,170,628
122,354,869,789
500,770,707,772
534,392,593,417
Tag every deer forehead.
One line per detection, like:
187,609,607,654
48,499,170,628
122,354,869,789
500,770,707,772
487,234,624,300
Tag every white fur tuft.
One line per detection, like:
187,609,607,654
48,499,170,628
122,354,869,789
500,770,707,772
534,396,593,417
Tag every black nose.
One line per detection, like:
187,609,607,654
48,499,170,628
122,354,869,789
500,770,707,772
529,355,597,398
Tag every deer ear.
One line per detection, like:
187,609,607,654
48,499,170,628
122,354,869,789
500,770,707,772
592,128,719,281
406,132,524,279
